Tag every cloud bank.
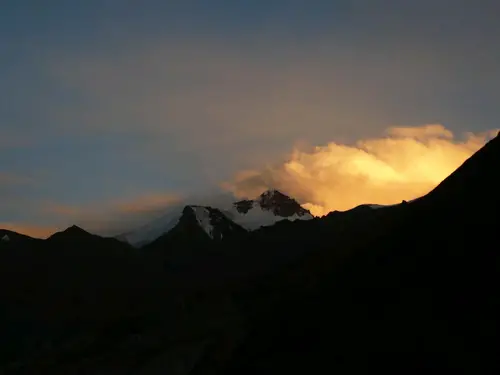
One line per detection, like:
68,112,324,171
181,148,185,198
226,125,498,216
2,124,497,238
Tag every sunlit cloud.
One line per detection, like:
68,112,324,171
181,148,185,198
226,125,498,216
5,27,500,232
47,37,474,162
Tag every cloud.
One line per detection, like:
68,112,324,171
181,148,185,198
112,193,182,214
45,34,499,168
4,125,497,236
42,192,183,236
225,124,498,216
0,133,34,149
10,29,493,195
40,189,246,236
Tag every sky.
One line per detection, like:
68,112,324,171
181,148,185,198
1,1,500,237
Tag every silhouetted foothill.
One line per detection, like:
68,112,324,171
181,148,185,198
0,229,39,247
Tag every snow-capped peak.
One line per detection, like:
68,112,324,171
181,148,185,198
230,190,313,230
1,234,10,242
258,189,280,200
189,205,215,239
117,190,312,246
183,205,246,240
257,189,311,217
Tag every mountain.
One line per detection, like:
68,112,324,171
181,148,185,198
230,189,313,229
46,224,132,252
119,190,313,247
0,229,36,243
208,133,500,374
47,225,94,242
147,205,247,247
1,134,499,373
116,208,183,247
0,229,41,254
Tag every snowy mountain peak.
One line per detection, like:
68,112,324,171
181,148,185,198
256,189,311,217
258,189,281,200
1,234,10,242
185,205,215,239
231,190,313,230
183,205,245,240
118,191,312,247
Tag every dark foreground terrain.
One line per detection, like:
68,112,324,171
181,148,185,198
1,133,499,374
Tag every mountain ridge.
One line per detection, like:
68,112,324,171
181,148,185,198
0,133,499,372
116,189,315,247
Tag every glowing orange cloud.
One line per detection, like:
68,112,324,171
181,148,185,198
226,124,498,216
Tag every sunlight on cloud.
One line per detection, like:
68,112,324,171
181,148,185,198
226,125,498,216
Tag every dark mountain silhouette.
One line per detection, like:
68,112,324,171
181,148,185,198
142,206,247,274
47,225,92,241
210,133,500,374
0,229,37,245
0,134,498,373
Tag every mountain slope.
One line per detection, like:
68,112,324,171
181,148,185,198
1,136,498,373
117,209,183,247
0,229,36,245
47,225,94,242
143,206,247,274
147,205,247,247
208,134,500,373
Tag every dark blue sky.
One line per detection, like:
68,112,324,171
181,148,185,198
1,1,499,236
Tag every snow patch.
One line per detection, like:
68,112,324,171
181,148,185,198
191,206,214,238
1,234,10,242
119,190,315,246
258,189,278,201
230,206,313,230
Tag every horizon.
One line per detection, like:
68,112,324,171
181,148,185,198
0,187,332,239
2,1,500,237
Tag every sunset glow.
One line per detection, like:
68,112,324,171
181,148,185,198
228,125,497,216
